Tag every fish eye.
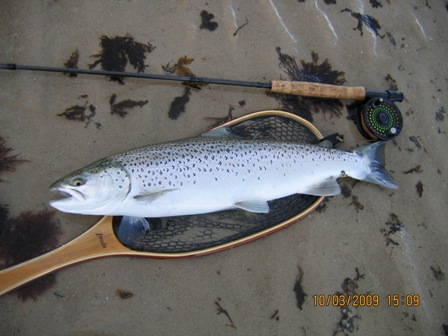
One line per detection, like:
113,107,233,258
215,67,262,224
72,178,85,187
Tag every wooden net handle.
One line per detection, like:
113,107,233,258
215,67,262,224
0,217,128,297
271,81,367,100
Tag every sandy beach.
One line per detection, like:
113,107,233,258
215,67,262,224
0,1,447,335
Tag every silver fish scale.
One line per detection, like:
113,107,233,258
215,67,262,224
110,136,357,193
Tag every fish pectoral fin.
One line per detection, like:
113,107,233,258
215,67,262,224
116,216,151,246
304,177,341,196
235,200,270,213
133,189,177,204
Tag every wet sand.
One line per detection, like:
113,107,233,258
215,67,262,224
0,1,447,335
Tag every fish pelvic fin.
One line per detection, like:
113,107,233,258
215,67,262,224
354,141,399,190
304,177,341,196
116,216,151,247
235,200,270,213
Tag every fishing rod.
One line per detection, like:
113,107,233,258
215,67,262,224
0,62,404,140
1,62,403,101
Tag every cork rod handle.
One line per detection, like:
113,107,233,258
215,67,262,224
271,81,367,101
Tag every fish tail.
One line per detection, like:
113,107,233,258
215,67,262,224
354,142,399,190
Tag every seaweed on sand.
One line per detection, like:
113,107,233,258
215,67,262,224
58,101,101,129
200,10,218,31
89,34,156,84
168,87,192,120
215,297,236,329
380,213,403,247
0,209,62,301
341,8,385,38
162,55,203,90
297,0,336,3
370,0,383,8
332,268,365,335
63,49,79,77
269,48,346,121
293,266,307,310
0,136,29,182
0,204,9,237
109,94,148,117
162,55,203,119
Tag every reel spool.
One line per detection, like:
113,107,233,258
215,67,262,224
357,97,403,141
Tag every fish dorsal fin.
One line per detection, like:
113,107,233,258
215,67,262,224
303,177,341,196
235,200,270,213
201,126,241,139
133,189,177,204
116,216,151,246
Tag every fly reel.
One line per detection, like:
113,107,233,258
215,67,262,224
357,97,403,141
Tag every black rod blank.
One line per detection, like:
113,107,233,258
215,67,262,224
0,63,272,89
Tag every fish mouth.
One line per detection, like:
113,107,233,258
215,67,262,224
49,187,86,207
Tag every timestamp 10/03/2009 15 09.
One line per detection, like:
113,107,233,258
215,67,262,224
312,294,421,307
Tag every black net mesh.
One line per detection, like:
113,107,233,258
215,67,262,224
112,113,322,253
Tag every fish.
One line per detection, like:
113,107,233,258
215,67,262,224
49,127,398,220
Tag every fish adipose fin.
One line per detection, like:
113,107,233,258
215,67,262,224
304,177,341,196
354,141,399,190
116,216,151,246
235,200,270,213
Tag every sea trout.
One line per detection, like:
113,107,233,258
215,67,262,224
49,128,398,218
